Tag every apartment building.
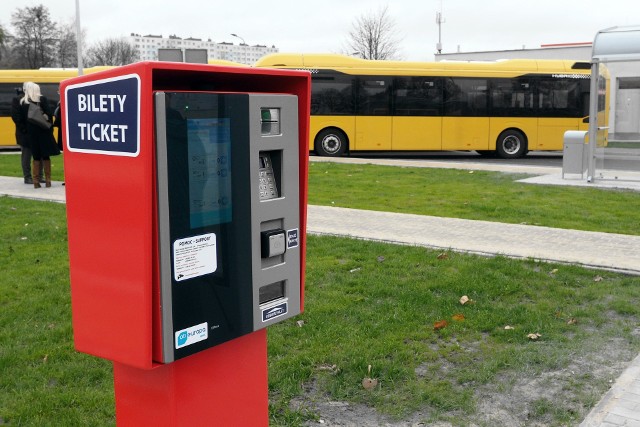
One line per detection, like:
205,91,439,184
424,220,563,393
127,33,278,65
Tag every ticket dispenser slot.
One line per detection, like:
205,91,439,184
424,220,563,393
154,92,301,363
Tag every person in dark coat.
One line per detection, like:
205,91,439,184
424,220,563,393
53,99,63,152
52,96,65,186
18,82,59,188
11,87,42,184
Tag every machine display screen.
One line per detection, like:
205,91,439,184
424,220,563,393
186,118,232,228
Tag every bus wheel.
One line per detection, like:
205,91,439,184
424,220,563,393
315,129,347,157
496,130,527,159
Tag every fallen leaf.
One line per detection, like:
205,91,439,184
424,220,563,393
434,320,448,330
43,354,48,363
362,365,378,390
437,253,449,260
362,377,378,390
459,295,470,305
594,275,604,282
452,313,465,321
567,318,578,325
504,325,515,330
550,269,559,275
527,333,542,340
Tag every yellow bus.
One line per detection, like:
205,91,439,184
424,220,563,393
0,67,111,148
255,53,608,158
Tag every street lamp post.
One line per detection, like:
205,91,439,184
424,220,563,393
230,33,246,45
75,0,83,75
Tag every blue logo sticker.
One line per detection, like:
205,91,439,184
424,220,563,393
262,302,288,322
65,74,140,156
286,228,299,249
177,331,188,346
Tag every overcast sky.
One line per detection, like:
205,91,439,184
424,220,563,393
1,1,638,61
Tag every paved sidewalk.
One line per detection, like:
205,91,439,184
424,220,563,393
307,205,640,275
2,166,640,425
0,175,66,203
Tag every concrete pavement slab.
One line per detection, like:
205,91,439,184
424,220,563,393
307,205,640,275
0,176,65,203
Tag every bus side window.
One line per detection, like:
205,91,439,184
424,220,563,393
356,77,391,116
393,77,442,116
311,73,355,115
444,78,487,116
0,83,16,117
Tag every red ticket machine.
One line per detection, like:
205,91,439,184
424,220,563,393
61,62,310,425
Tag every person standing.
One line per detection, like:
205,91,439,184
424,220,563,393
17,82,59,188
53,98,63,152
52,95,65,186
10,87,43,184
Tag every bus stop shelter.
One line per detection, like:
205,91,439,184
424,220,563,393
587,25,640,182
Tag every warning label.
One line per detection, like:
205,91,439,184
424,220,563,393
173,233,217,282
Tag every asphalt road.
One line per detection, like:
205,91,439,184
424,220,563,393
319,150,565,168
320,148,640,172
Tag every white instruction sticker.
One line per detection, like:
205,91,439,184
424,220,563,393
173,233,217,282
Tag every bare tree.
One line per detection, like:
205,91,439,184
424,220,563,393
0,25,5,60
11,5,58,68
85,38,139,66
0,25,8,64
56,20,79,68
345,5,402,60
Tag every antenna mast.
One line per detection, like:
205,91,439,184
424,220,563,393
436,1,445,54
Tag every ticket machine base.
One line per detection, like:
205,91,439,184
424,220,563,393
113,330,268,426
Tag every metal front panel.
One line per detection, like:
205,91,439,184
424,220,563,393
247,94,301,330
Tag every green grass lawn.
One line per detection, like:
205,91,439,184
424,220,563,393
308,161,640,236
0,152,65,182
2,196,639,426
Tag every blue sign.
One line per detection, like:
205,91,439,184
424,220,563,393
287,228,299,249
65,74,140,156
262,302,288,322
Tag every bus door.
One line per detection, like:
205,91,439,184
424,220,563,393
355,117,391,150
536,77,587,150
354,77,392,150
442,78,490,150
392,77,443,150
537,118,579,150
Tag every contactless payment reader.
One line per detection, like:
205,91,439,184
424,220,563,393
154,92,301,362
